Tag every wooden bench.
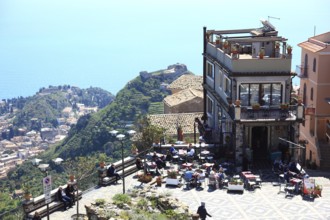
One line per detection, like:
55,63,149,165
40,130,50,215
99,156,138,186
23,184,82,220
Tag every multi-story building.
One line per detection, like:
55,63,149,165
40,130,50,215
202,20,304,165
297,32,330,170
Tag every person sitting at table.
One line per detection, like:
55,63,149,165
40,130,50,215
107,164,121,184
218,170,226,188
196,169,206,189
170,145,177,155
165,150,173,161
155,157,165,169
184,167,194,182
187,147,195,157
135,157,143,170
152,152,158,161
208,168,218,188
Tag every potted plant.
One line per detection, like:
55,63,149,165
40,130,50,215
156,176,162,186
228,178,244,191
215,36,220,45
275,42,280,49
280,103,288,110
259,47,265,59
287,45,292,54
166,170,179,186
223,40,229,49
138,173,153,183
252,103,260,110
314,184,322,197
22,183,32,201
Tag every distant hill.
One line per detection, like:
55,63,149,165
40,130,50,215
10,86,115,130
53,64,192,158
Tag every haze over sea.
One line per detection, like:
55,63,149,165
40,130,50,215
0,0,329,100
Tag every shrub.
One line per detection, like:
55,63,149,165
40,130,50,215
112,194,131,208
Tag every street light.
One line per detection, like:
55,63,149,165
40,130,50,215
111,129,136,194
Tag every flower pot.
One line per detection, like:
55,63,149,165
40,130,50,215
24,193,32,201
166,178,179,186
287,48,292,54
235,100,241,106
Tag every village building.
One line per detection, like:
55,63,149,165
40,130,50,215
201,20,304,165
297,32,330,170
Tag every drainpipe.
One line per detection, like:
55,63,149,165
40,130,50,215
203,26,207,122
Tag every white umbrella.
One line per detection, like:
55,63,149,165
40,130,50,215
38,163,49,171
31,158,42,166
52,158,64,165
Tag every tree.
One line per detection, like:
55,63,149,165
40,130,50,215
62,157,96,219
134,116,164,173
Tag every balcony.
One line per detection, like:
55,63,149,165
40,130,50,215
296,65,308,78
206,43,292,74
239,106,296,122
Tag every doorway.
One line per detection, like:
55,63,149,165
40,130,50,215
251,126,268,161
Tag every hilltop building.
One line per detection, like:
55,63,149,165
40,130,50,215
297,32,330,170
202,21,304,165
164,74,203,114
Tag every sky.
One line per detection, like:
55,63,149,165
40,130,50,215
0,0,329,99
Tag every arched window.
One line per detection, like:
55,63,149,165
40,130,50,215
313,58,316,72
311,87,314,101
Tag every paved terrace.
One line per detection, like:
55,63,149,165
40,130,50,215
46,168,330,220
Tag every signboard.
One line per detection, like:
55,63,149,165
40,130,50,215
305,107,315,115
43,175,52,204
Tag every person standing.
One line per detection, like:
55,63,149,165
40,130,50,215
197,202,212,220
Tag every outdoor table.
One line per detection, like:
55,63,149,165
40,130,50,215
202,163,214,168
201,150,210,155
178,149,187,156
146,162,157,169
182,163,193,169
244,174,257,180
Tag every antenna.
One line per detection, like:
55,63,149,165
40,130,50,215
268,16,280,21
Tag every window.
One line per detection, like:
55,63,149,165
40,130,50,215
311,87,313,101
223,75,231,96
313,58,316,72
206,61,214,79
219,70,223,89
239,83,282,106
207,96,213,114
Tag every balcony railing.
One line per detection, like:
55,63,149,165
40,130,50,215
206,43,292,73
240,106,296,121
296,65,308,78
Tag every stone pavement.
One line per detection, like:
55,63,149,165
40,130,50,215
45,169,330,220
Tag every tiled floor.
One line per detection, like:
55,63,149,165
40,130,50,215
46,168,330,220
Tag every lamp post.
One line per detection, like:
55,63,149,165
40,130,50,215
111,129,136,194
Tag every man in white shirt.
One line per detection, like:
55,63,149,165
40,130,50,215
187,148,195,157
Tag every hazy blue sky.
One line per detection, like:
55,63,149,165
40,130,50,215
0,0,329,99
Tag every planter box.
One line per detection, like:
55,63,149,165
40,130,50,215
166,178,179,186
228,183,244,191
